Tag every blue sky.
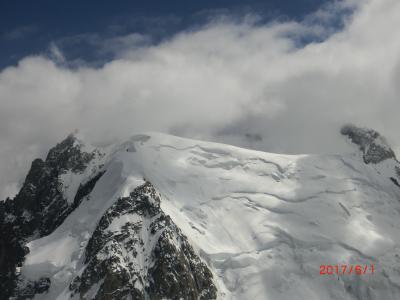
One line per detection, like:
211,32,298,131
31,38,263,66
0,0,331,69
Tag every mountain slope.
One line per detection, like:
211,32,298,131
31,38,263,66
2,126,400,299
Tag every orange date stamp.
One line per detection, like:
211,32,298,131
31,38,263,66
320,264,375,275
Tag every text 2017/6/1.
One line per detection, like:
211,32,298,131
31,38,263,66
320,264,375,275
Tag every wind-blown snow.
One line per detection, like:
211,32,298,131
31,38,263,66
22,132,400,300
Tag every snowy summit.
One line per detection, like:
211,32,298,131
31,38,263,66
2,125,400,300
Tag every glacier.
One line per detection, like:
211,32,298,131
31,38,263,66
2,126,400,299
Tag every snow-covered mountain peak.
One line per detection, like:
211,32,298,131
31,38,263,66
2,128,400,299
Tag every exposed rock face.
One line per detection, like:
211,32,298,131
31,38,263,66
10,134,102,237
69,181,217,300
0,134,103,299
341,124,396,164
0,210,29,299
15,277,51,299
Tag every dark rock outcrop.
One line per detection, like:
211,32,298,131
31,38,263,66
0,134,104,299
7,134,102,238
70,181,217,300
15,277,51,299
341,124,396,164
341,124,400,190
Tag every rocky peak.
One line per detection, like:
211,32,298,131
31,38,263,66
341,124,396,164
10,133,100,236
70,181,217,300
0,133,105,299
45,133,95,172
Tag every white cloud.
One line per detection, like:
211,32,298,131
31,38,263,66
1,0,400,198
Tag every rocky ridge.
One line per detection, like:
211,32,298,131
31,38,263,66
69,181,216,300
0,134,104,299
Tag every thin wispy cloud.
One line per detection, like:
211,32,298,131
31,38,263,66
2,25,38,40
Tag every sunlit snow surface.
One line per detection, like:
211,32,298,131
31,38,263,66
22,133,400,300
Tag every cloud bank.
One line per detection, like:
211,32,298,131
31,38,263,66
1,0,400,198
